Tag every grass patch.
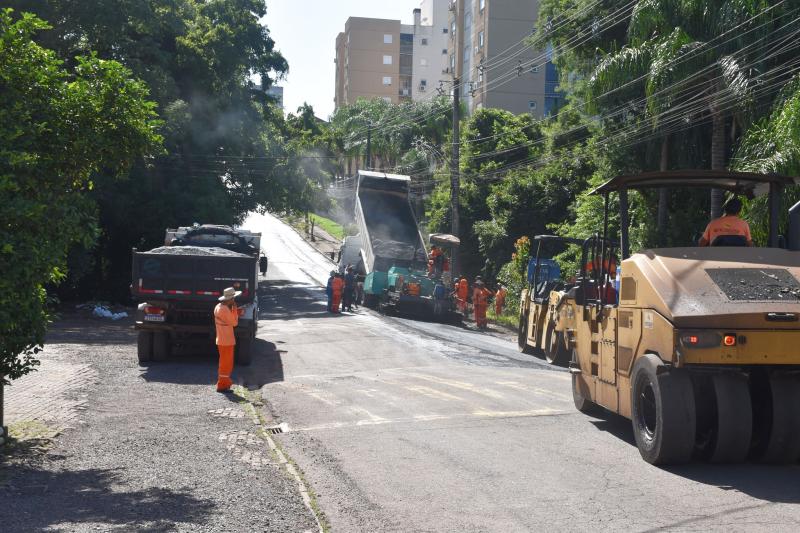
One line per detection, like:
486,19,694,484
309,213,344,241
488,307,518,330
2,420,58,458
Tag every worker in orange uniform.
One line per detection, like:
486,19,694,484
455,276,469,316
214,286,241,393
494,282,507,316
698,197,753,247
473,277,492,329
331,272,345,313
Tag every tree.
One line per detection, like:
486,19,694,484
10,0,294,300
0,9,161,382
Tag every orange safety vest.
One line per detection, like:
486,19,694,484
457,279,469,299
214,303,239,346
473,287,490,307
332,277,344,295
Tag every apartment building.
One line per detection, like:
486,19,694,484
447,0,563,117
334,0,450,109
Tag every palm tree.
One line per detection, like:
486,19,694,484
588,0,792,220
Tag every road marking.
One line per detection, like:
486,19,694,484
403,384,464,402
494,381,573,401
293,407,572,432
398,371,505,399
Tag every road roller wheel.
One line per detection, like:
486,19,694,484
631,354,696,465
571,349,597,414
545,326,568,366
710,373,753,463
517,312,535,355
751,373,800,464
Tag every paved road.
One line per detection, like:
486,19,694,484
247,212,800,532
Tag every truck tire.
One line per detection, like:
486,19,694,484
571,349,597,414
752,374,800,464
545,325,569,366
709,373,753,463
630,354,696,465
152,332,170,362
236,338,253,366
517,312,535,355
137,331,153,364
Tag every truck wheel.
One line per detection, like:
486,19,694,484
517,312,534,354
752,374,800,464
571,349,597,414
137,332,153,364
363,294,378,308
545,325,568,366
236,338,253,366
152,332,170,362
709,373,753,463
630,354,696,465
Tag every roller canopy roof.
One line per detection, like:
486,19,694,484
429,233,460,246
591,170,798,198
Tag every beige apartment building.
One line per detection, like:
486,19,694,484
334,0,451,109
447,0,562,117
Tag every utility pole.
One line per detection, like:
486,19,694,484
451,0,465,277
450,82,461,276
366,122,372,170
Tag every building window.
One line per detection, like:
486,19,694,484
478,31,484,48
384,34,393,44
480,0,485,11
421,38,428,45
442,48,448,55
421,79,427,87
528,100,538,112
383,55,393,65
443,27,448,34
451,22,456,36
383,76,392,86
420,58,428,67
450,54,455,70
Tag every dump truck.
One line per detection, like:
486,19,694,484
340,170,460,320
554,170,800,465
518,235,583,365
132,224,261,365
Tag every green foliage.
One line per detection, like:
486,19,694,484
9,0,301,300
0,9,161,382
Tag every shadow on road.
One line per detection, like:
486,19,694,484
0,466,214,530
258,279,349,321
589,409,800,504
139,338,283,390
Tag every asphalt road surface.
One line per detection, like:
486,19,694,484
247,212,800,532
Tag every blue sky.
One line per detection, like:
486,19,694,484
264,0,421,119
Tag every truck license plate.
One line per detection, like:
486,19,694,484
144,314,165,322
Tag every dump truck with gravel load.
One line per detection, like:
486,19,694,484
340,170,459,320
556,170,800,465
132,225,261,365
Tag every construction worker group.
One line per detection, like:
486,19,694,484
454,276,507,330
326,265,362,313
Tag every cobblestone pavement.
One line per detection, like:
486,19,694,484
5,355,97,437
0,315,318,532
